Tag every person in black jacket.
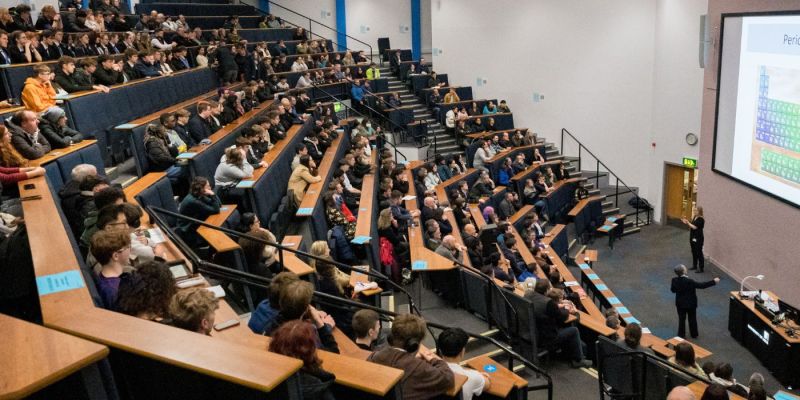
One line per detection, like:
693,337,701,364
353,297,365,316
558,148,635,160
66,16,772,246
670,264,719,339
93,54,124,86
186,101,213,144
211,44,238,84
54,56,109,93
681,206,705,272
37,30,61,61
143,124,184,183
122,48,141,81
176,177,221,247
525,279,592,368
38,106,84,148
173,109,195,148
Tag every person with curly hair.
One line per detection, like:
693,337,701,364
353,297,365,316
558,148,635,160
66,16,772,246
269,320,337,400
115,260,176,321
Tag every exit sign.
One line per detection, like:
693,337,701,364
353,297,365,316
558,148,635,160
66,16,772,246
682,157,697,168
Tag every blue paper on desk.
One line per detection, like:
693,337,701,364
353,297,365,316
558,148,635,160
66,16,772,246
297,207,313,215
624,316,640,325
351,235,370,244
595,284,608,291
774,392,797,400
578,263,590,270
608,297,621,305
177,152,197,159
412,260,428,270
601,225,613,230
607,217,617,222
587,273,599,280
615,306,630,314
37,270,85,296
236,180,255,188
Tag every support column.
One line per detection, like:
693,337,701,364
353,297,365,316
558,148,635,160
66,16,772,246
411,0,421,60
335,0,347,51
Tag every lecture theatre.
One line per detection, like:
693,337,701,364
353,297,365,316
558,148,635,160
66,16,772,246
3,0,800,399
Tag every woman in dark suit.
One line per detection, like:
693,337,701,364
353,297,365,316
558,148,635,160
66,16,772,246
681,206,705,272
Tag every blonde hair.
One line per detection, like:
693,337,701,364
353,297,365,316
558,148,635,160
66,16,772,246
169,287,219,332
308,240,329,270
377,208,393,230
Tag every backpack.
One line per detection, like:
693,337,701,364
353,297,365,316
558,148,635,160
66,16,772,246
628,196,653,210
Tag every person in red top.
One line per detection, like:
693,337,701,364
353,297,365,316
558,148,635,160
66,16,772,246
0,125,45,216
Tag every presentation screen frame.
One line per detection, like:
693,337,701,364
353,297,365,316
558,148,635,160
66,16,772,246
712,10,800,210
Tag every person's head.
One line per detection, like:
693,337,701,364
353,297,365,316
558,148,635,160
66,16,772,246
623,323,643,349
299,154,314,169
94,186,126,210
700,383,729,400
694,205,703,217
388,314,426,352
463,223,476,237
666,386,696,400
268,320,322,369
42,106,68,128
116,261,177,319
674,264,687,277
90,229,131,267
701,361,716,377
190,176,211,197
224,146,244,167
278,280,314,320
159,112,176,129
96,203,128,232
352,309,380,341
605,314,620,330
534,278,552,295
673,341,696,368
437,327,469,361
12,110,39,135
441,235,456,250
169,287,219,335
713,363,733,381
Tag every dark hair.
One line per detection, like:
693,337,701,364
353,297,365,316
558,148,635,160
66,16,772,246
298,155,311,168
94,186,126,210
79,174,108,191
190,177,209,197
700,383,730,400
96,204,127,230
437,328,469,358
116,261,177,318
623,323,642,349
159,112,174,125
713,363,733,381
534,278,551,294
388,314,426,351
121,203,143,229
352,309,380,339
747,386,766,400
238,212,257,233
269,320,322,370
278,280,314,320
673,341,696,368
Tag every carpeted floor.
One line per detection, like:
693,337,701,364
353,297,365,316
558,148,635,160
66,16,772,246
589,223,798,396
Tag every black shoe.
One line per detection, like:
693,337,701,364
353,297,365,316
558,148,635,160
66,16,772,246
570,359,593,369
691,335,699,339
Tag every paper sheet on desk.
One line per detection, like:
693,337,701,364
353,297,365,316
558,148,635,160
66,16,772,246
401,195,416,201
205,285,226,298
147,228,166,244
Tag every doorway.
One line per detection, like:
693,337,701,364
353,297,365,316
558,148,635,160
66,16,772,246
663,163,698,226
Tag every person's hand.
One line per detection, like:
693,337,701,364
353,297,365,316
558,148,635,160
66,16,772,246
204,188,215,196
713,277,721,284
26,167,45,178
306,305,325,328
53,14,61,21
416,346,438,362
0,100,10,108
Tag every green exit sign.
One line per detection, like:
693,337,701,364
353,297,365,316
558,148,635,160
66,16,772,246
682,157,697,168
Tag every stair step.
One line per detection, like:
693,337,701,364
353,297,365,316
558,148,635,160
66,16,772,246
623,227,641,236
601,200,614,208
587,188,601,195
548,155,565,161
603,207,620,215
567,238,577,250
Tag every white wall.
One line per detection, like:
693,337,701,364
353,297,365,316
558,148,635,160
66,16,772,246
269,0,338,46
648,0,708,222
432,0,658,201
420,0,432,55
345,0,411,53
430,0,707,217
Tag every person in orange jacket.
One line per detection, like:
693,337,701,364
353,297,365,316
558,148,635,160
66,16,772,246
21,64,57,113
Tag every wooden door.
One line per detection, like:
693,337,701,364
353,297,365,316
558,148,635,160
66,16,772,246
664,164,697,223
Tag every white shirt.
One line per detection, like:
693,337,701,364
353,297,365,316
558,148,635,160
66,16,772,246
445,109,456,128
447,363,485,400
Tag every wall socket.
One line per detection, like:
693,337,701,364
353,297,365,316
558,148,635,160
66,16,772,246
360,25,371,33
532,93,545,103
399,25,410,33
320,10,331,19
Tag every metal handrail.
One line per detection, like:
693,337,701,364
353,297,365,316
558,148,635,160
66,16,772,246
304,80,410,161
560,128,652,226
262,0,374,62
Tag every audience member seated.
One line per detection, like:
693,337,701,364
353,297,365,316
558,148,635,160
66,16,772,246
667,386,696,400
472,139,491,172
9,30,41,63
288,155,322,204
265,280,340,354
423,219,441,251
116,260,177,321
747,373,766,400
93,54,125,86
709,363,748,397
377,207,409,264
8,109,52,160
368,314,454,400
169,287,219,335
434,235,465,264
269,320,337,400
135,50,163,78
0,127,45,215
498,191,520,220
187,101,214,144
525,279,592,368
248,272,300,334
314,254,355,336
214,147,253,211
533,147,545,164
438,327,490,400
352,309,381,352
176,177,221,247
421,197,452,236
617,323,654,355
700,383,730,400
78,186,126,251
468,170,495,202
669,341,707,379
90,229,133,308
21,65,58,113
144,123,185,184
324,192,356,241
497,157,514,186
237,212,278,277
38,106,84,148
55,56,109,94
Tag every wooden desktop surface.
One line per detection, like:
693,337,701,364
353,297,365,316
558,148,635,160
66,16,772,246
296,133,344,215
28,140,98,167
0,314,109,400
730,291,800,344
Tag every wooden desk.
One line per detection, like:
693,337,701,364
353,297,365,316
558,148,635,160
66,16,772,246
117,84,237,129
280,235,314,276
28,140,98,167
251,122,303,182
197,204,240,253
0,314,109,399
187,100,273,155
296,133,343,216
405,177,458,271
731,291,800,344
466,128,516,140
350,265,383,297
510,160,562,183
686,381,747,400
468,204,485,229
508,204,534,224
353,174,374,241
332,328,372,360
464,355,527,398
567,195,605,218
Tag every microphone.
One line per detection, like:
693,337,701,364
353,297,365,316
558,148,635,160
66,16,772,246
740,274,764,299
